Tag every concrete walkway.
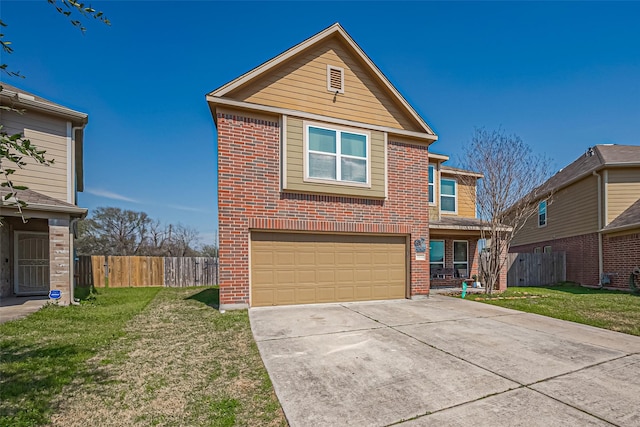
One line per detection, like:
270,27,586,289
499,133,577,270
0,296,49,324
250,296,640,427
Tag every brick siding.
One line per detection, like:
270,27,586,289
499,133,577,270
510,233,599,286
603,232,640,289
217,111,431,307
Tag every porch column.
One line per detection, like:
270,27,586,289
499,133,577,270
49,219,72,305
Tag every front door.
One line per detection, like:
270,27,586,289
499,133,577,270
14,232,50,295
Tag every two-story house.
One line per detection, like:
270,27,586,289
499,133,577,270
0,84,88,305
511,144,640,289
207,24,491,309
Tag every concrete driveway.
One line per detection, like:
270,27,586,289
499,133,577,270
250,296,640,427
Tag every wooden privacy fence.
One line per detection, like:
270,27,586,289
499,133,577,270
507,252,566,287
76,256,218,288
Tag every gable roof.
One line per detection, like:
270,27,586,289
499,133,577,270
441,165,483,179
206,23,436,141
540,144,640,194
0,83,88,125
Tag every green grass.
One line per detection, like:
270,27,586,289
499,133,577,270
0,287,161,426
467,283,640,336
0,287,285,426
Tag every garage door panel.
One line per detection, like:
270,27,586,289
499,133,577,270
336,269,355,282
296,288,318,304
275,251,295,267
355,269,372,281
335,251,355,266
276,270,295,285
251,232,406,307
297,269,317,284
336,286,354,300
355,286,372,299
296,251,316,266
317,287,336,302
276,289,296,305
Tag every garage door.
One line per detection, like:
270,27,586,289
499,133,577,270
251,232,407,306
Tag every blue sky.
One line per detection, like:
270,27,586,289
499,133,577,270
2,1,639,246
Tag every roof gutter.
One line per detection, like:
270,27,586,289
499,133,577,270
0,202,87,217
1,89,88,125
600,222,640,234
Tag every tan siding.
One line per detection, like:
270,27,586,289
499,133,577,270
429,206,439,221
606,167,640,224
512,175,599,246
0,109,68,201
284,117,385,198
228,37,422,132
440,173,476,219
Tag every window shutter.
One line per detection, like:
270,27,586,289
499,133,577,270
327,65,344,93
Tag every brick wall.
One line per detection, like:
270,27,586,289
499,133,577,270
510,232,599,286
49,222,72,306
217,111,431,307
603,231,640,289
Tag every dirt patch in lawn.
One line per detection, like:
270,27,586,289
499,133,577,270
48,288,286,426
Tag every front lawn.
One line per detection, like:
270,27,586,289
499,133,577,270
467,283,640,336
0,287,285,426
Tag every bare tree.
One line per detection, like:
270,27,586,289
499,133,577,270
76,207,152,255
199,244,218,258
166,224,201,257
460,128,553,293
76,208,205,257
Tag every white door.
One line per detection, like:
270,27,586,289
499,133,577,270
14,232,50,295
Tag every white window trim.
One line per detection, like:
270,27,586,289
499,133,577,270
440,177,457,214
543,245,552,254
428,163,437,206
327,65,345,94
538,200,547,228
534,247,542,254
453,240,469,278
303,121,371,188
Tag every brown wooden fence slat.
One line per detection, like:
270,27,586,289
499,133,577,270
78,255,217,288
507,252,566,287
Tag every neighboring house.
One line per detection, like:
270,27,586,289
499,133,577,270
0,84,88,305
207,23,491,309
511,144,640,289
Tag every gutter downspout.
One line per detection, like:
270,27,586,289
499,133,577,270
70,125,85,305
593,171,603,288
71,125,86,204
69,217,83,305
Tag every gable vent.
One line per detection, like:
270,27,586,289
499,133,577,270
327,65,344,94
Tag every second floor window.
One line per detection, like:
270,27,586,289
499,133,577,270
428,165,435,204
538,200,547,227
441,178,456,212
307,125,368,184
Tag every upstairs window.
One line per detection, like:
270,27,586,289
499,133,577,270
428,165,435,204
440,178,457,213
538,200,547,227
306,125,368,185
